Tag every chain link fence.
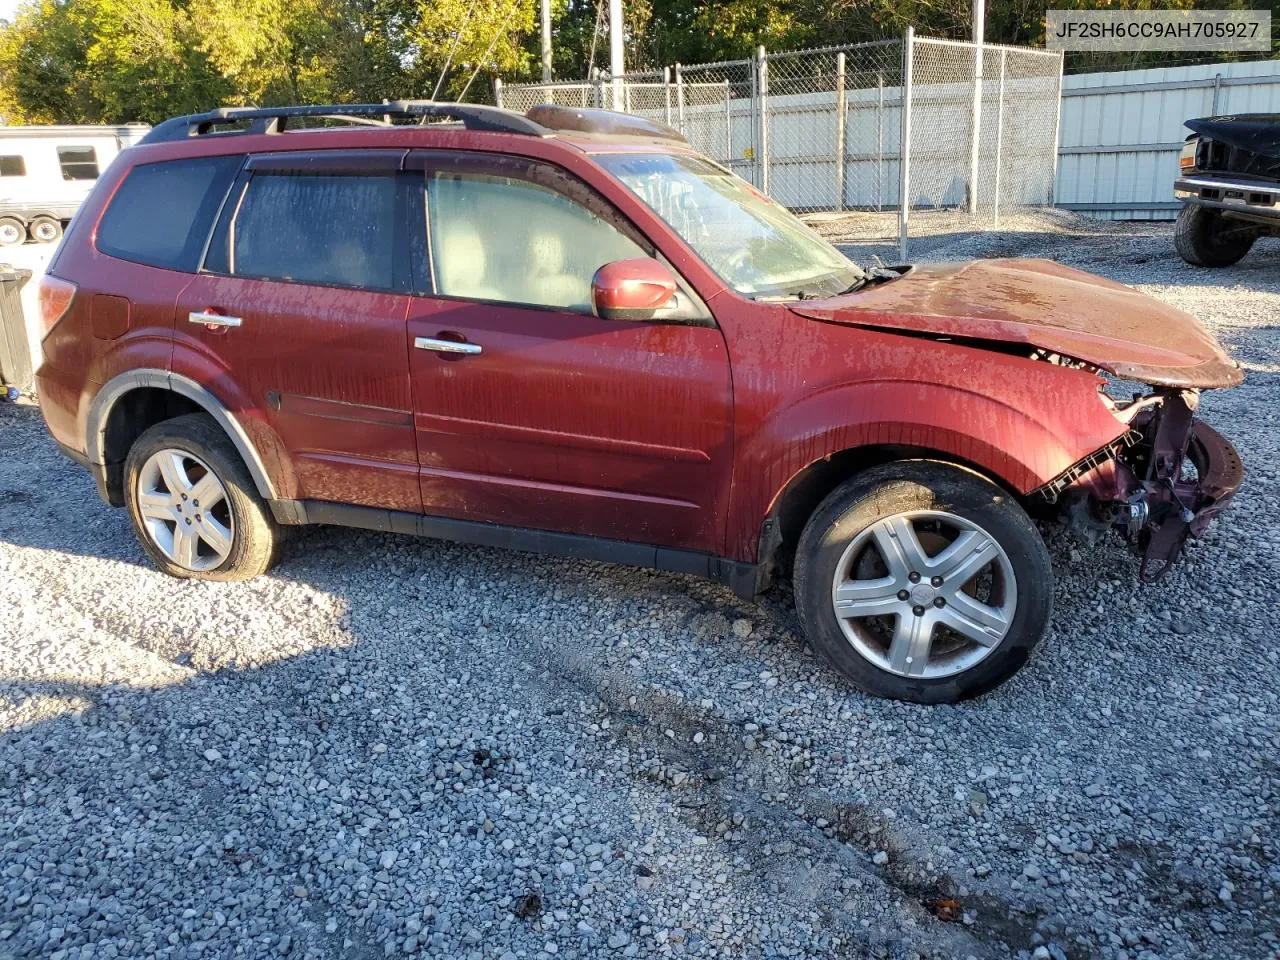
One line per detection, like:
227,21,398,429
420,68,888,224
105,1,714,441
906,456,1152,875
498,32,1063,258
903,37,1062,239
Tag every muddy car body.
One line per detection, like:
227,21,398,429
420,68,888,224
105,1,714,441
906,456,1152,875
34,102,1244,702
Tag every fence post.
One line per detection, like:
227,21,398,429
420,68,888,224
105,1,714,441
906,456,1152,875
676,64,686,132
835,51,847,211
876,74,884,212
724,80,732,168
993,48,1005,230
1211,71,1223,113
493,78,503,109
1049,51,1064,206
757,45,770,196
749,56,759,187
591,67,604,109
663,66,672,126
968,42,984,215
898,27,914,262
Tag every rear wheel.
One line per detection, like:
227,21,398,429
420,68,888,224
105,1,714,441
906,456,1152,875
1174,204,1255,267
124,413,279,581
794,462,1053,704
28,216,62,244
0,217,25,246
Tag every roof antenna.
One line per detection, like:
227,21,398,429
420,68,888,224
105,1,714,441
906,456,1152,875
458,0,522,103
586,0,604,80
433,0,479,101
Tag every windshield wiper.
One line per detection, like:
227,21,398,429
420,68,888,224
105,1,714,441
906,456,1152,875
837,266,904,296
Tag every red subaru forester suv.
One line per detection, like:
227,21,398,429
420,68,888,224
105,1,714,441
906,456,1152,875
35,101,1243,703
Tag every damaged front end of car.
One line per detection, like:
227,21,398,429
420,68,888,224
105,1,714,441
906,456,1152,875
1040,387,1244,581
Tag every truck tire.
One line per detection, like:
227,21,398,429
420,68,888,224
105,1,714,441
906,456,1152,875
28,216,62,244
1174,204,1255,267
793,461,1052,704
0,217,24,246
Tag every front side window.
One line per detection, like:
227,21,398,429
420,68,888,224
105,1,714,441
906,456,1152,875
97,156,241,271
597,153,863,299
427,170,646,311
0,156,24,177
57,146,99,181
218,172,403,291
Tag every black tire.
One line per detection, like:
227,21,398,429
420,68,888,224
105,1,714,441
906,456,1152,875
793,461,1052,704
1174,204,1255,267
124,413,279,581
28,216,62,244
0,217,25,247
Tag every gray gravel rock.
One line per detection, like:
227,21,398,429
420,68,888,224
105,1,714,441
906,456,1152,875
2,218,1277,959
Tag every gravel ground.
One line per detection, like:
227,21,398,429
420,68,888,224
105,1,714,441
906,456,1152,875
2,217,1278,960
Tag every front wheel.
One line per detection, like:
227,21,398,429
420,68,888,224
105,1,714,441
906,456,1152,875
794,462,1052,704
1174,204,1255,267
124,413,279,581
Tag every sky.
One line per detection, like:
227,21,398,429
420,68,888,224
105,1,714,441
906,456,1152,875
0,0,18,24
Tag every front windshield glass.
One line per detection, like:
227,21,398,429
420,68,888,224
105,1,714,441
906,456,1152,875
597,152,863,299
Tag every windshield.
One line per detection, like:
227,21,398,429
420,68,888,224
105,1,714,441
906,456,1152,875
597,153,864,299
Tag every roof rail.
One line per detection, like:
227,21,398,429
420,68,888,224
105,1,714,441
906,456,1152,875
139,101,549,145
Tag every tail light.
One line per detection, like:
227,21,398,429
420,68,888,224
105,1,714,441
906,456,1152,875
37,275,77,338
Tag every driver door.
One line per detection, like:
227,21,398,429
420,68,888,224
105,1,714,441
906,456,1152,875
405,152,733,554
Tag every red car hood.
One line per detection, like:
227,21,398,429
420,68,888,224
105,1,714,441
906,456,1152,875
790,259,1243,389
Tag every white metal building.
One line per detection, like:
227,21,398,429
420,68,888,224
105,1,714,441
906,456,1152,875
1057,59,1280,220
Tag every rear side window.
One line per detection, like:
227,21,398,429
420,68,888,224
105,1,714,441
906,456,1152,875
209,172,410,292
57,146,99,180
97,156,242,272
0,156,24,177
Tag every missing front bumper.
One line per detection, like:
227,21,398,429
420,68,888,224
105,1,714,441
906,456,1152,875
1132,417,1243,580
1051,392,1244,581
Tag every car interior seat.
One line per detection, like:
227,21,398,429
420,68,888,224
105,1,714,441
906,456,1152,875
436,223,504,301
524,229,587,309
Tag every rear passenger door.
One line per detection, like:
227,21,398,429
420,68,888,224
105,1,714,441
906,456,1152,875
174,151,426,513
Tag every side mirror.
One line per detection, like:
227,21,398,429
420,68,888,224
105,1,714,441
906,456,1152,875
591,258,679,322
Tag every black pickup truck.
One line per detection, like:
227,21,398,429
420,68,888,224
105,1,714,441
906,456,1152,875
1174,114,1280,266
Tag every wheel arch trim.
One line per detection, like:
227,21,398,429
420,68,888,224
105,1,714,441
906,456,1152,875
85,369,278,501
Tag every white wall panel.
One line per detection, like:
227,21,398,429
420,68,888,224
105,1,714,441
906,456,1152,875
1058,60,1280,219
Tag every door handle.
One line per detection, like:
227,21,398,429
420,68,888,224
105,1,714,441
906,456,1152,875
189,310,242,329
414,336,481,356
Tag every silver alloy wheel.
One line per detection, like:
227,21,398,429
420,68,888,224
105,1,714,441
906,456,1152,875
830,510,1017,679
0,221,22,246
136,448,235,572
31,220,58,242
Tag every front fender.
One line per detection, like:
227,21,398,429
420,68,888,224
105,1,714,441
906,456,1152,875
728,370,1127,561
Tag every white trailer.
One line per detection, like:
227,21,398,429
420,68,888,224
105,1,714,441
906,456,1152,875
0,124,150,246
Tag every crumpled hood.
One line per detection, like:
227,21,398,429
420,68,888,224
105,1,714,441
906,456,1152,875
790,258,1243,389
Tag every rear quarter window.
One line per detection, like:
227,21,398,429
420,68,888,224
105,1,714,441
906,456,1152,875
96,156,242,272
